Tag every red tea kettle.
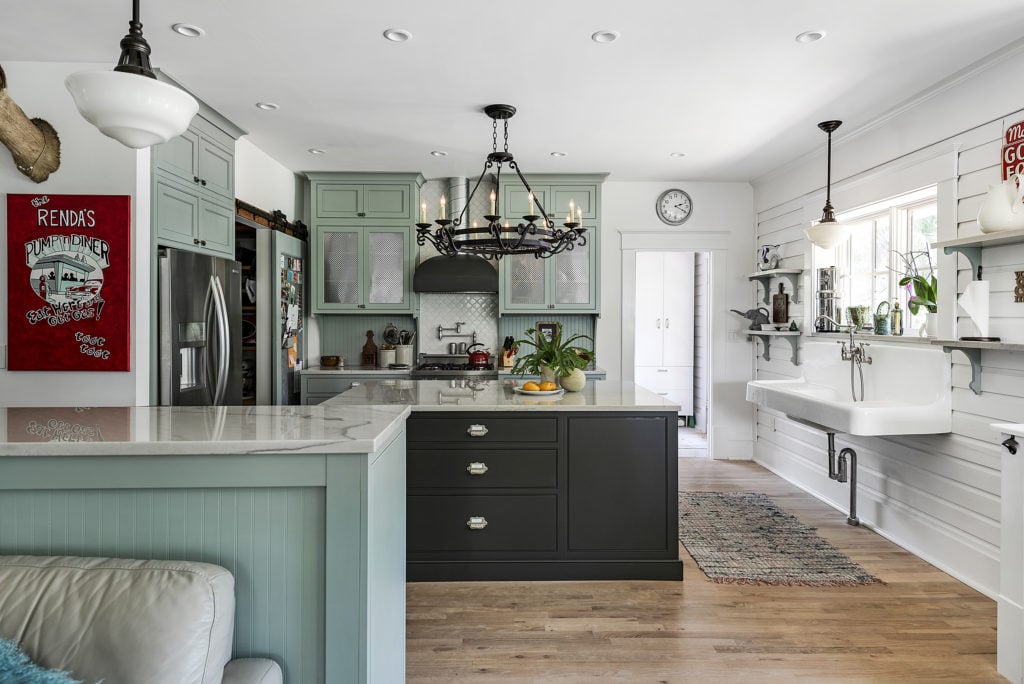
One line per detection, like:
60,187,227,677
466,343,492,368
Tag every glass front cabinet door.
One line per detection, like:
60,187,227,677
313,226,414,313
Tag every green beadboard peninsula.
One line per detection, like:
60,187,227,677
0,404,409,684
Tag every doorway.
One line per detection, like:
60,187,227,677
632,250,710,458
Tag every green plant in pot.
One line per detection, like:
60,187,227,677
511,323,594,391
894,248,938,335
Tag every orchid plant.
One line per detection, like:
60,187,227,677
893,249,937,314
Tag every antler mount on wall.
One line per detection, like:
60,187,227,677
0,64,61,183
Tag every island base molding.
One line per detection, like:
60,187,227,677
409,559,683,582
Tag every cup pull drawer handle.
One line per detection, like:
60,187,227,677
466,516,488,530
467,424,489,437
466,462,489,475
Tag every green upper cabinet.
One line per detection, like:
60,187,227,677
152,113,238,258
314,180,414,221
307,173,425,314
499,174,606,314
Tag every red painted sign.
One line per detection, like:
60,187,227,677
6,193,131,371
1002,119,1024,181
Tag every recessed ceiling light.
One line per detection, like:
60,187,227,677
255,102,279,111
383,28,412,42
308,148,326,155
430,150,448,157
795,30,826,44
669,152,686,158
171,23,205,38
550,151,567,157
591,30,620,44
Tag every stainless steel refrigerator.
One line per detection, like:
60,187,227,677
158,247,242,405
247,229,305,405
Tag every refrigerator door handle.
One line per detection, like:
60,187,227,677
203,275,218,404
212,275,231,405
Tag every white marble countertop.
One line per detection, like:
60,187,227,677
321,379,679,412
0,404,410,457
301,365,412,376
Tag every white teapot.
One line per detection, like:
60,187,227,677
978,174,1024,233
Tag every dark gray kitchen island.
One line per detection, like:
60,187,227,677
324,380,682,581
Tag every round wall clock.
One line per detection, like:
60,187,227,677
656,188,693,226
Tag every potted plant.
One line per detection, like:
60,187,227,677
894,249,938,336
511,323,594,391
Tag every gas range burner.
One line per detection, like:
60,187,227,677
412,355,497,379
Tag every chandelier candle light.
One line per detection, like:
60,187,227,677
804,120,853,250
416,104,587,260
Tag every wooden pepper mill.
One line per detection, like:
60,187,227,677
361,330,377,366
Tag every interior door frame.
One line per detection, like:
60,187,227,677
621,230,733,460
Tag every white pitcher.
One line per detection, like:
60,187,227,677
977,174,1024,233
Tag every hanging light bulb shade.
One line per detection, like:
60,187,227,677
416,104,587,260
804,120,852,250
65,0,198,149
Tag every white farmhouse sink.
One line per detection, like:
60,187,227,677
746,339,951,436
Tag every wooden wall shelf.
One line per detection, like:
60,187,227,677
746,330,802,364
932,339,1024,395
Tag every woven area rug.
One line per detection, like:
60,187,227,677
679,491,882,586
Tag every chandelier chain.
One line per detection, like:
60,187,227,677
503,120,509,153
492,118,498,153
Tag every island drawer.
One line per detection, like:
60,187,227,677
407,417,557,443
408,495,557,552
408,449,557,489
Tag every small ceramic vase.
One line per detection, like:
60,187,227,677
559,368,586,392
539,365,557,384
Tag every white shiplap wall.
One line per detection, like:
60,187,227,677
752,106,1024,598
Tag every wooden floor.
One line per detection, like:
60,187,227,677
406,459,1001,682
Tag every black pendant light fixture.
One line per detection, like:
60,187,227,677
804,120,853,249
65,0,198,148
416,104,587,260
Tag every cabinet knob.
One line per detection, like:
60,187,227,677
200,240,207,246
357,212,366,217
665,318,670,328
466,516,488,530
193,238,200,244
357,304,367,309
193,176,200,184
466,424,489,438
656,319,661,328
466,462,489,475
200,179,207,187
548,304,555,309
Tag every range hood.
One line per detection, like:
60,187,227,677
413,255,498,293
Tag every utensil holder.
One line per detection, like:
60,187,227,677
395,345,413,366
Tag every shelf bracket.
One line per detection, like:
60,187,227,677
748,333,802,365
943,345,981,394
942,245,982,281
752,334,771,362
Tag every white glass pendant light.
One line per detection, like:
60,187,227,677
65,0,198,148
804,120,852,250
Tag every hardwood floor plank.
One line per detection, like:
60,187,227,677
407,459,1001,682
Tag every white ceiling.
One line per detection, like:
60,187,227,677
5,0,1024,181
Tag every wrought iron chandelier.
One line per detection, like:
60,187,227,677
416,104,586,260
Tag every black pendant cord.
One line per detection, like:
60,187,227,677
817,120,842,222
114,0,156,78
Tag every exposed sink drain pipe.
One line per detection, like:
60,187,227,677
826,432,860,526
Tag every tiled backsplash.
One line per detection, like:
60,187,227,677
418,293,498,354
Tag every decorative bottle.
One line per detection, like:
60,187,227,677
890,301,902,336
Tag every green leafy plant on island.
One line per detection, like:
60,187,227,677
893,249,937,314
511,323,594,378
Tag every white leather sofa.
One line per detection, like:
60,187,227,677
0,555,282,684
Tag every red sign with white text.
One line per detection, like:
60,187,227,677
1002,119,1024,181
6,193,131,371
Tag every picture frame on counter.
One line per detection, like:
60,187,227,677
536,321,558,344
